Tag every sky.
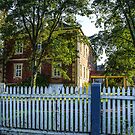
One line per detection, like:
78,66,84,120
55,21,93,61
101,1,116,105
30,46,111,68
76,15,107,65
76,15,100,37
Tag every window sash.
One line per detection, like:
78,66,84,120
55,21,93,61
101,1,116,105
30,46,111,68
14,64,23,78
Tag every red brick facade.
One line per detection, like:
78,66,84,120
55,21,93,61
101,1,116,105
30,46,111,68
5,43,76,85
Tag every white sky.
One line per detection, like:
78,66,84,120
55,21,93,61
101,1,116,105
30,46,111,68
76,15,107,65
76,15,101,36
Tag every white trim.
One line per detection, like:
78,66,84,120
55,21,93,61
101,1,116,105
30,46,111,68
9,58,28,61
13,63,23,79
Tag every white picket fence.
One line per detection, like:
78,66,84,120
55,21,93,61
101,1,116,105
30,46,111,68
0,86,91,135
0,85,135,135
100,87,135,135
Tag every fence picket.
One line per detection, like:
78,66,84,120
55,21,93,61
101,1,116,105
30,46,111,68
24,87,27,128
84,87,87,132
44,87,47,130
28,87,31,129
53,93,56,130
107,87,111,134
36,87,39,129
75,87,78,132
32,87,35,129
70,87,74,131
79,87,83,132
13,87,16,127
122,87,126,134
127,87,131,134
48,87,52,130
117,87,121,134
88,86,91,132
20,87,23,128
6,87,9,127
102,87,106,134
132,87,135,135
61,87,65,131
57,88,61,131
9,87,12,127
112,87,116,134
2,94,5,126
17,87,20,128
66,87,69,131
40,87,43,129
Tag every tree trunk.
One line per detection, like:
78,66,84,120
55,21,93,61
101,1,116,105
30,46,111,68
31,57,38,88
32,72,38,88
31,69,38,87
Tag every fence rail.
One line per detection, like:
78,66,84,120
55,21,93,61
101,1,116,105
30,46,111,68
0,85,135,135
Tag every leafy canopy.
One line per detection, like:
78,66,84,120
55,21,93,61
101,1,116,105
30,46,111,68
91,0,135,85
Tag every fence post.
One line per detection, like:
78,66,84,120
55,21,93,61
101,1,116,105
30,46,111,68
91,83,101,135
0,83,5,93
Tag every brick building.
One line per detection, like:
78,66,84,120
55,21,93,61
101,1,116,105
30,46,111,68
3,27,95,87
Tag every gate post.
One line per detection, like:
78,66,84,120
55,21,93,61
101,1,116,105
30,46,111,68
91,83,101,135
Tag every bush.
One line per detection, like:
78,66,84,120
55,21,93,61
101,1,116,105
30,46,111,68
19,74,49,86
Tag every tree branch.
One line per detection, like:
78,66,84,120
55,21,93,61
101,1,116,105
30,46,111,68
22,15,32,43
119,0,135,47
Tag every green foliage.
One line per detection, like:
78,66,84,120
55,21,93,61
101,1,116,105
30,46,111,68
105,48,135,85
82,82,90,94
91,0,135,86
19,74,49,86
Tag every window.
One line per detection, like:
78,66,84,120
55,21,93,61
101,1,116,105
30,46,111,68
83,45,85,57
15,42,23,54
86,47,88,57
14,64,23,78
52,63,61,78
80,65,82,77
83,66,86,79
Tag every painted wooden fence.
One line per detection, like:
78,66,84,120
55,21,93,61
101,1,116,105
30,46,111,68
0,85,135,135
101,87,135,135
0,86,91,135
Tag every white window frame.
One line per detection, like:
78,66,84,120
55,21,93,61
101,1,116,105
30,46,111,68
52,63,62,78
14,63,23,78
83,66,86,79
15,42,23,54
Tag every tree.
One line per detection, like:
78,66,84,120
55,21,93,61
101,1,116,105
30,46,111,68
0,0,92,86
91,0,135,84
0,11,7,82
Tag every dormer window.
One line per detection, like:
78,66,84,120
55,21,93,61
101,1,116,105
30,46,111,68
15,41,23,54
